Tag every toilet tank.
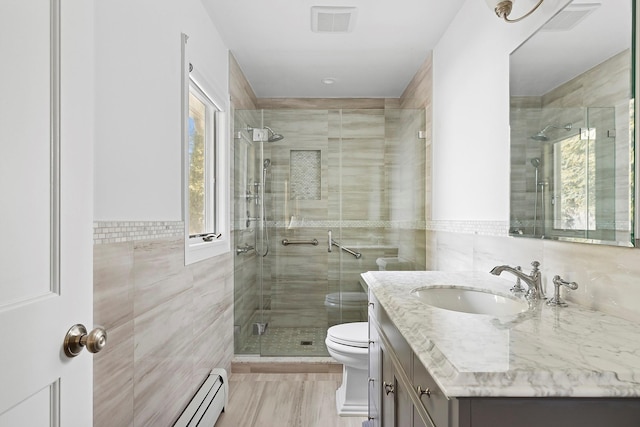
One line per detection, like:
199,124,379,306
375,257,413,271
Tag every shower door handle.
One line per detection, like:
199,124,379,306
327,230,332,253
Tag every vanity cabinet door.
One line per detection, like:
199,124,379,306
413,406,427,427
381,345,395,426
413,354,449,427
380,330,416,427
369,316,381,427
395,376,412,427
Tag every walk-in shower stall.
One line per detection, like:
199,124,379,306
233,107,425,356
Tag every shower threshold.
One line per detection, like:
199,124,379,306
237,326,330,357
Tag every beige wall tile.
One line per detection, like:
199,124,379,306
229,53,257,110
132,237,184,291
93,321,134,427
94,242,134,331
93,235,234,426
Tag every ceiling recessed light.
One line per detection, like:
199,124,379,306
321,78,336,85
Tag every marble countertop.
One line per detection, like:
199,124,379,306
362,270,640,398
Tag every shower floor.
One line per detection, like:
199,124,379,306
238,327,330,357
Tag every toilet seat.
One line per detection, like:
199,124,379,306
327,322,368,348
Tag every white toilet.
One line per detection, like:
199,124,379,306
325,321,369,416
325,258,414,416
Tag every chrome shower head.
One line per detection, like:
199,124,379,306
264,126,284,142
263,159,271,169
531,123,572,142
530,158,541,168
245,125,284,142
531,132,549,142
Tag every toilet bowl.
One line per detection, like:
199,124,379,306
325,322,369,416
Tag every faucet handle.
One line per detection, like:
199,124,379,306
547,275,578,307
530,260,540,272
510,266,526,294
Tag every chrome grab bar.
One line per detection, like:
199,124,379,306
281,238,319,246
236,244,255,255
331,239,362,259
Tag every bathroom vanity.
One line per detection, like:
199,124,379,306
363,271,640,427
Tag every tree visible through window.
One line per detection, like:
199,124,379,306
554,135,596,230
188,81,217,239
188,90,207,235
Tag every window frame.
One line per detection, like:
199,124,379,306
182,34,229,264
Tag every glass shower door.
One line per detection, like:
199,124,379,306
550,106,618,241
233,106,426,357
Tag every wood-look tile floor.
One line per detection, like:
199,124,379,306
216,373,367,427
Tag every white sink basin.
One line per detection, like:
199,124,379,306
411,287,529,316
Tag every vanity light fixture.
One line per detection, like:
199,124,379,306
486,0,544,23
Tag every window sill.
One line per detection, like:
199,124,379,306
185,237,229,265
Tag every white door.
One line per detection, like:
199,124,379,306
0,1,95,426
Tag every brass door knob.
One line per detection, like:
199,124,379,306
63,324,107,357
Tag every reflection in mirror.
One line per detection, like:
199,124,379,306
509,0,635,246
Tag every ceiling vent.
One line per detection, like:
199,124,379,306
311,6,358,33
541,3,600,32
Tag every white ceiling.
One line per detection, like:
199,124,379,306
201,0,467,98
201,0,632,99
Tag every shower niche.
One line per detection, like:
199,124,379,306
290,150,321,201
509,0,635,246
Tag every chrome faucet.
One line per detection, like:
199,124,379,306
490,261,546,301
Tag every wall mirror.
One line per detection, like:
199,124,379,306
509,0,635,246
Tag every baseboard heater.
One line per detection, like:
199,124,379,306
174,368,229,427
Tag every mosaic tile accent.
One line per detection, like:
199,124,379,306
94,220,508,243
93,221,184,244
270,219,508,236
426,220,509,236
290,150,321,200
273,219,426,229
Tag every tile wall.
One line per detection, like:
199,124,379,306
93,223,234,426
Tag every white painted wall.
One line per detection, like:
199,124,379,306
94,0,229,221
431,0,565,221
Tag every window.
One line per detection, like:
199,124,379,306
182,34,229,264
188,83,217,237
553,135,596,231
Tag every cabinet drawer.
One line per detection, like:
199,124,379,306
413,353,448,427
